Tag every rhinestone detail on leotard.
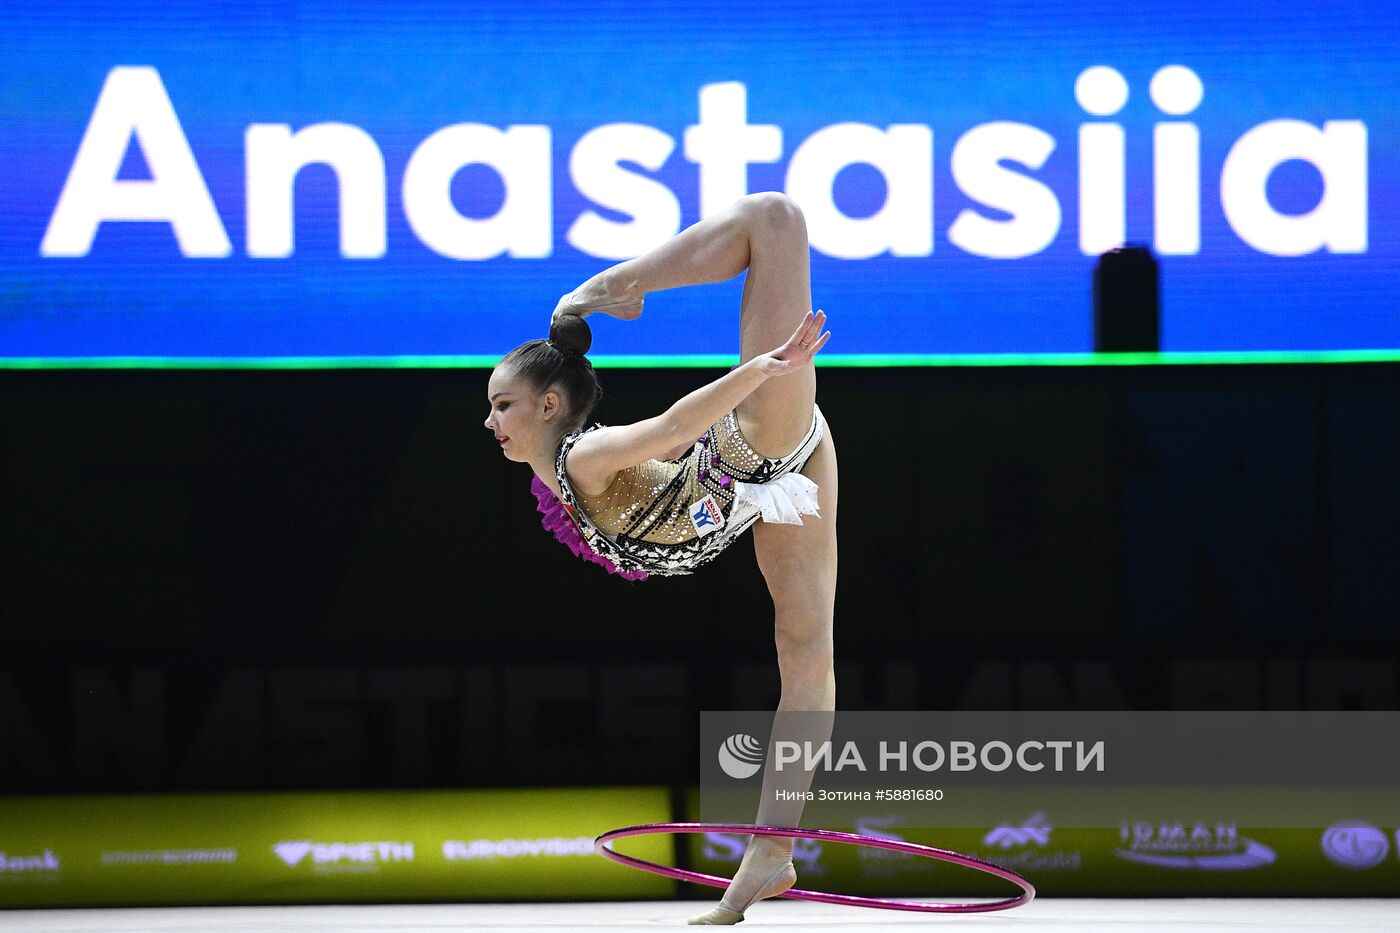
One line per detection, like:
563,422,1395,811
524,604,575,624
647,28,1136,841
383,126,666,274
548,408,821,577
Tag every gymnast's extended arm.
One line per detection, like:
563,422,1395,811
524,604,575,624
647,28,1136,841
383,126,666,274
567,310,829,481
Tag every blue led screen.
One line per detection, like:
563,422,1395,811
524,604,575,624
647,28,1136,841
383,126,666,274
1,0,1397,360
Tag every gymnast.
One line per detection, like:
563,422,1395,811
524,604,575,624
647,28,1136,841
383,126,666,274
484,193,837,924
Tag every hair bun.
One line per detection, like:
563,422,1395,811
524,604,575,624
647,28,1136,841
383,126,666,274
549,312,593,356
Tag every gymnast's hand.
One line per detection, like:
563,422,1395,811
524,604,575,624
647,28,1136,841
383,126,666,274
754,310,830,376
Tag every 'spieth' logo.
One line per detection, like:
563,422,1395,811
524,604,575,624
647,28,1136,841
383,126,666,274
717,733,764,779
273,841,313,867
272,839,413,870
1321,821,1390,870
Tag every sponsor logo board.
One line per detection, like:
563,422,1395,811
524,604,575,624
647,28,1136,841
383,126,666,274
101,848,238,866
1115,821,1275,871
701,831,825,877
0,850,61,883
273,840,413,874
442,837,593,860
1321,821,1390,870
973,812,1082,873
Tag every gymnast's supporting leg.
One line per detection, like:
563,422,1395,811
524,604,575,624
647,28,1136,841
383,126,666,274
588,193,835,924
560,192,831,922
688,419,839,925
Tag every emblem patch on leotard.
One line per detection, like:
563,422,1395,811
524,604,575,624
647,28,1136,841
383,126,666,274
689,494,726,536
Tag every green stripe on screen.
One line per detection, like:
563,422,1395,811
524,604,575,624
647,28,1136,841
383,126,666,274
1,350,1399,370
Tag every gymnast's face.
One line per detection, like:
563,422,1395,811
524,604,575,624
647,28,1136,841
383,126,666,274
484,364,560,463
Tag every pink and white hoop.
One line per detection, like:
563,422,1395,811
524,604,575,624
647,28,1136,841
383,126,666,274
594,821,1035,914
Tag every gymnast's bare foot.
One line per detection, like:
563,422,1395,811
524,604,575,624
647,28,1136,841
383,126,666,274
552,270,644,328
687,836,796,925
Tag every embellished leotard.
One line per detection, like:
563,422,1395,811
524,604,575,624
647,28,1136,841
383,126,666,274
533,405,824,579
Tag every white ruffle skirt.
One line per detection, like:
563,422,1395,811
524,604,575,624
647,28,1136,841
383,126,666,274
723,403,824,529
731,472,822,525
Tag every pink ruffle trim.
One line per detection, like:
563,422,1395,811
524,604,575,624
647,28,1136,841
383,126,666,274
530,475,649,581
